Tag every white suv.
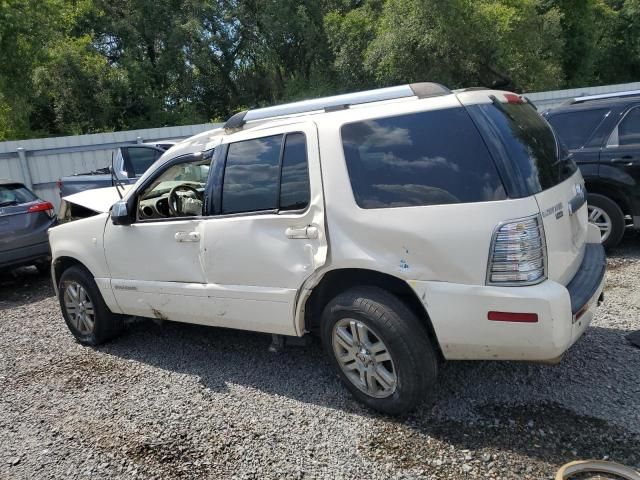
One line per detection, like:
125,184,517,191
49,83,606,414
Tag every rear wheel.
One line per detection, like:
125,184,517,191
587,193,625,248
321,286,438,415
58,266,124,345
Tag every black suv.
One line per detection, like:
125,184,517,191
544,91,640,248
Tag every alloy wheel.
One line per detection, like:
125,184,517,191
63,281,95,335
588,205,613,243
332,318,397,398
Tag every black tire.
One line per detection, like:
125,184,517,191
320,286,438,415
58,265,124,345
588,193,625,249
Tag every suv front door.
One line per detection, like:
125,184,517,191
104,153,214,324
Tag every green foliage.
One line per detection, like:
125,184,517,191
0,0,638,140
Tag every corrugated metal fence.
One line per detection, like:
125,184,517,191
525,81,640,111
0,124,219,209
1,81,639,210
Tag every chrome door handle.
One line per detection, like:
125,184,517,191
175,231,200,242
285,225,319,239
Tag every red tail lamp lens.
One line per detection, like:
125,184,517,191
28,201,55,215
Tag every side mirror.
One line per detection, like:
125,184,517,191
111,200,132,226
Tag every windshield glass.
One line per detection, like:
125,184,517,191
470,101,577,194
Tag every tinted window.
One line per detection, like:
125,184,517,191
127,147,161,176
222,135,282,214
0,184,37,206
472,101,577,193
546,109,608,149
341,108,506,209
619,107,640,146
279,133,310,210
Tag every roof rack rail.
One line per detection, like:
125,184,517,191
224,82,451,130
569,89,640,105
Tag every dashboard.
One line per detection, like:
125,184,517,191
138,196,170,219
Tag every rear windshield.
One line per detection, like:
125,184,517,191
469,101,577,194
0,184,37,207
545,108,609,149
340,108,507,209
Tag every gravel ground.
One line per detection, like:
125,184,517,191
1,231,639,480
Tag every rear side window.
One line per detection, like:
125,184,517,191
470,101,577,194
125,147,162,176
0,184,37,206
546,109,608,149
222,133,310,214
341,108,506,209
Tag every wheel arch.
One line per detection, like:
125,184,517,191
584,180,632,217
52,256,92,292
302,268,443,358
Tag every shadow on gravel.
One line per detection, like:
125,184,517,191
96,317,639,473
0,266,53,308
362,402,640,476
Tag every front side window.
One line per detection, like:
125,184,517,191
137,156,211,220
546,109,609,149
341,108,506,209
221,133,310,214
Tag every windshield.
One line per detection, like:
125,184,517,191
469,101,577,195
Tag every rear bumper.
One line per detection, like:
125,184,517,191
0,241,51,270
408,243,606,361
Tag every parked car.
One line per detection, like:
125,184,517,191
544,90,640,248
49,83,605,414
57,141,178,197
0,179,57,273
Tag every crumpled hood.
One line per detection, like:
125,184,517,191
62,185,134,213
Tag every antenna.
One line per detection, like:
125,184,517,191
110,151,124,200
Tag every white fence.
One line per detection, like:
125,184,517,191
1,81,639,210
0,123,219,209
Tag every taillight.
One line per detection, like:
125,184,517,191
28,201,55,218
487,215,547,285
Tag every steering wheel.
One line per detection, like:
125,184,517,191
168,184,203,216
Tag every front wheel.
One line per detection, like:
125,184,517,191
58,266,124,345
321,287,438,415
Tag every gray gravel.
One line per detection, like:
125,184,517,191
1,231,639,479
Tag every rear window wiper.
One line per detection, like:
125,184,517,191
0,200,19,207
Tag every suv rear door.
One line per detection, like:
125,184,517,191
199,121,327,336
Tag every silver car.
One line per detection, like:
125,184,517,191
0,179,57,273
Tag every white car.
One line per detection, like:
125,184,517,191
49,83,606,414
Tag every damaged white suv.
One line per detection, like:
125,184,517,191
50,83,606,414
